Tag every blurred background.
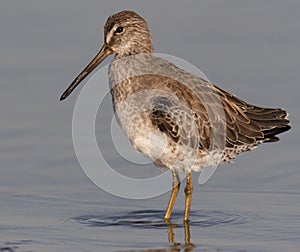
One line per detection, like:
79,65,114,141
0,1,299,251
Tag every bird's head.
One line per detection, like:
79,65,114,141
60,10,153,101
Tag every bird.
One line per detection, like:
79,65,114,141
60,10,291,223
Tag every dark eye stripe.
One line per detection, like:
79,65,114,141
106,23,115,34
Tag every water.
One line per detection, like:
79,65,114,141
1,1,300,251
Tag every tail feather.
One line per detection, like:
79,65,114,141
263,124,291,142
245,106,291,143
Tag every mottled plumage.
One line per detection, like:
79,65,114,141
60,10,291,222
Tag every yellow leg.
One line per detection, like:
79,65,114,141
164,170,180,222
184,172,193,222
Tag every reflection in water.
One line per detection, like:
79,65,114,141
166,221,195,251
0,247,16,252
73,209,255,251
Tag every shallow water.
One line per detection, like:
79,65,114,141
1,1,300,252
1,190,300,251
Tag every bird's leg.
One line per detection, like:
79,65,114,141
184,171,193,222
164,170,180,222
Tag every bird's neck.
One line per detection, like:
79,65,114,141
115,43,154,59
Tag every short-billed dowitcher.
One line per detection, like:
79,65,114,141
60,10,291,222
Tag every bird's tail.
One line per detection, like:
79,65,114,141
246,107,291,142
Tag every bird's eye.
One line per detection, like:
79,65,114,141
115,26,124,34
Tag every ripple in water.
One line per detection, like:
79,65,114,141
72,210,256,228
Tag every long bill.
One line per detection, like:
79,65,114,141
60,43,113,101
